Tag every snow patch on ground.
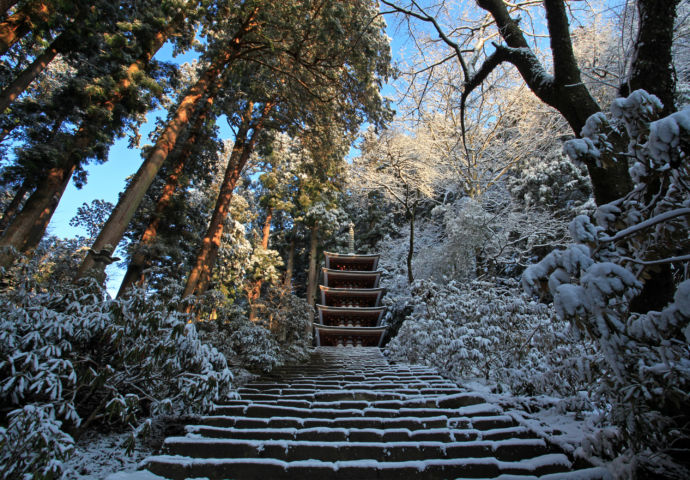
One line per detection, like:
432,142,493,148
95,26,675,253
63,431,156,479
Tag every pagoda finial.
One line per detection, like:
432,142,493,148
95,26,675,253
348,221,355,253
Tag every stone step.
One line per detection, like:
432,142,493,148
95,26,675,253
198,414,453,430
211,403,506,420
162,437,555,463
237,386,466,396
263,375,452,383
222,392,486,410
240,382,460,392
185,425,482,442
238,391,418,402
143,453,574,480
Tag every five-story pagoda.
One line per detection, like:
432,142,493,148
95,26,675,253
313,247,387,347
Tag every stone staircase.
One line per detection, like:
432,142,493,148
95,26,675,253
142,347,609,479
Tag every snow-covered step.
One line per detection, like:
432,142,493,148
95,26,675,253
136,347,588,479
212,402,504,420
162,437,556,463
216,392,486,410
185,425,481,442
238,390,418,401
197,414,452,430
143,453,574,480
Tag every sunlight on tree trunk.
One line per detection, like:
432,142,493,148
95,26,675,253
248,207,272,322
0,29,68,112
182,100,273,301
0,163,75,266
117,96,215,298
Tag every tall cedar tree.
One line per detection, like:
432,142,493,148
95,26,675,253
75,4,262,279
116,94,217,297
0,5,189,265
182,100,273,299
82,0,391,285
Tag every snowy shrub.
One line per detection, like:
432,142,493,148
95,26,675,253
525,91,690,472
415,194,575,282
0,405,74,480
417,198,494,281
0,274,233,479
196,286,312,373
386,279,600,397
260,287,313,363
507,149,592,213
227,319,282,373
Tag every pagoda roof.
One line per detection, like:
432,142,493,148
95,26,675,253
319,286,385,307
322,268,382,288
324,251,380,260
313,323,386,347
324,251,380,270
315,305,386,326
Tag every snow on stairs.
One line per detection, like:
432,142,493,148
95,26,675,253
142,347,608,480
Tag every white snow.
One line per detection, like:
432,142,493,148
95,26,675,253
63,431,156,479
105,472,169,480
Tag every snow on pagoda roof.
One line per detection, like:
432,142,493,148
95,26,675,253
323,251,380,259
319,286,385,307
313,323,386,347
323,252,380,270
321,268,382,288
321,268,383,276
315,305,386,325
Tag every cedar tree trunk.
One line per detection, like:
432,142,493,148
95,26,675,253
75,30,255,280
305,223,319,306
0,179,29,234
182,100,273,299
0,163,74,266
116,95,215,297
0,29,68,112
0,22,175,264
283,233,295,290
248,207,272,322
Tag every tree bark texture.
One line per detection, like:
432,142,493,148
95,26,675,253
283,234,295,290
116,95,215,297
620,0,680,313
0,1,52,56
620,0,679,116
306,223,319,306
0,163,75,266
0,29,68,112
0,179,29,234
182,100,273,299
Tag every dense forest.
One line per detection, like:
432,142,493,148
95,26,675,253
0,0,688,478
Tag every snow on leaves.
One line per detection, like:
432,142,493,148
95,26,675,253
525,90,690,463
0,277,234,479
